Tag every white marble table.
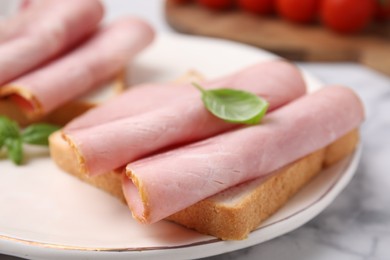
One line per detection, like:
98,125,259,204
1,1,390,259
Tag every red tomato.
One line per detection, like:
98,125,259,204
197,0,234,10
375,0,390,21
172,0,192,4
321,0,376,33
276,0,319,23
238,0,275,15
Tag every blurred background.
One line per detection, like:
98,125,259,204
164,0,390,76
1,0,388,76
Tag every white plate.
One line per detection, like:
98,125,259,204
0,34,361,260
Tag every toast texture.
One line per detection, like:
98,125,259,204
49,131,125,200
49,127,359,240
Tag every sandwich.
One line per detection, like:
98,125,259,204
0,0,154,125
49,60,364,240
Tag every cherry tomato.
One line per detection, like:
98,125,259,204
276,0,319,23
172,0,192,4
197,0,234,10
321,0,376,33
238,0,275,15
375,0,390,21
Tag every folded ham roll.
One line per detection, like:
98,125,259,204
0,0,104,85
0,17,154,118
65,60,302,130
122,86,365,224
63,61,307,176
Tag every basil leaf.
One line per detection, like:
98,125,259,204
0,116,20,149
193,83,269,125
0,129,5,149
5,138,23,165
0,116,20,138
0,117,59,165
21,123,60,146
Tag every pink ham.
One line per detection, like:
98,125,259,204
0,0,48,42
0,0,104,85
66,60,302,130
65,83,185,130
63,61,306,176
0,17,154,118
122,86,364,224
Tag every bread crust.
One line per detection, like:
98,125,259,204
49,131,125,201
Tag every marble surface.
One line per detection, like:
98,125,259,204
1,1,390,259
202,63,390,260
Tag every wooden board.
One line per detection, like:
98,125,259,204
165,0,390,76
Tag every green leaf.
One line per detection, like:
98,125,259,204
5,138,23,165
193,83,269,125
0,116,61,165
0,131,4,149
0,116,20,149
21,123,60,146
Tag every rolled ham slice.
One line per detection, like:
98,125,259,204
65,60,301,130
122,86,365,224
0,0,104,85
65,83,185,130
63,61,306,176
0,17,154,118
